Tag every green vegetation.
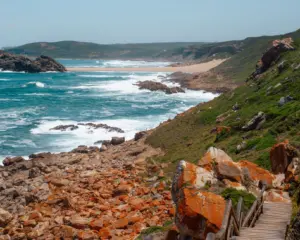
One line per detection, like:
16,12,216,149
6,41,204,59
136,221,173,240
146,38,300,174
221,188,256,211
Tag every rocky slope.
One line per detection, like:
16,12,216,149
0,133,178,239
0,52,66,73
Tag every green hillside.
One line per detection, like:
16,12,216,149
146,37,300,172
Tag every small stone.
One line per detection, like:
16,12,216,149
100,145,107,152
0,208,12,227
113,218,129,229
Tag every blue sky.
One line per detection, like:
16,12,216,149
1,0,300,47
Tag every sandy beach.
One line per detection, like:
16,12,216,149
67,59,226,73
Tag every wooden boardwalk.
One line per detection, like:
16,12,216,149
234,202,292,240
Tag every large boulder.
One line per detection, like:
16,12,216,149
172,160,225,239
111,137,125,145
242,112,266,131
3,156,25,166
0,52,66,73
238,160,275,186
270,141,299,175
198,147,242,182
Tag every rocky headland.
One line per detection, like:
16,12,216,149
0,52,66,73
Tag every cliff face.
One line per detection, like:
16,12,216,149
0,52,66,73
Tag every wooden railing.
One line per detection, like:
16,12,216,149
206,185,266,240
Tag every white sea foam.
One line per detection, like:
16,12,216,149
71,73,169,94
102,60,171,68
0,78,9,81
78,74,122,78
0,69,25,73
23,82,46,88
23,93,51,96
0,98,21,101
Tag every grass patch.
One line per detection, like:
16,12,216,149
221,188,256,211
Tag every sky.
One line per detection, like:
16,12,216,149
1,0,300,47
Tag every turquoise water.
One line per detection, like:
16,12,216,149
0,59,217,160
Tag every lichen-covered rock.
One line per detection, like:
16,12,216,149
238,160,275,186
174,188,226,239
172,160,225,239
198,147,233,171
198,147,242,182
270,140,299,175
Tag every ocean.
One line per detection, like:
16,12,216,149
0,59,217,161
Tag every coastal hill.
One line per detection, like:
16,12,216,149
6,28,300,84
5,41,203,60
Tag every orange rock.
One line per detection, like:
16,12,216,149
132,222,144,234
175,188,226,239
118,195,129,202
216,126,231,134
113,218,129,229
60,225,78,239
169,207,175,216
270,140,290,174
238,160,275,185
70,215,90,229
78,230,98,240
216,160,242,182
157,181,166,192
90,219,103,230
98,227,111,239
223,179,246,190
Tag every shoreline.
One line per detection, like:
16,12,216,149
67,59,226,73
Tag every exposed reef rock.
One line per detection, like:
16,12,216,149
0,52,66,73
135,80,185,94
50,123,124,133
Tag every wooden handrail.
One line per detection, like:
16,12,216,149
205,184,266,240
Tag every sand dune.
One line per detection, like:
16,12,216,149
67,59,227,73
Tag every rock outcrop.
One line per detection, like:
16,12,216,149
135,80,185,94
242,111,266,131
270,140,299,174
0,52,66,73
249,38,294,80
172,146,297,239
